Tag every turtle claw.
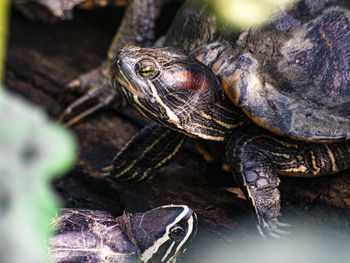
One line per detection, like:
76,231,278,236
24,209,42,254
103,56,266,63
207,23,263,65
257,217,291,239
275,220,292,228
58,60,121,126
58,80,80,103
68,61,111,94
101,165,113,172
98,166,113,177
58,84,116,127
66,79,81,90
98,171,110,177
59,101,107,127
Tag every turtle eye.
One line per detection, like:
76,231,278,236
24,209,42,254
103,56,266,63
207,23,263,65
135,60,158,78
170,226,184,240
138,65,155,77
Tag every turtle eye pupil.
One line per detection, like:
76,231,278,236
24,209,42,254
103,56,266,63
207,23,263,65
170,226,184,240
138,66,155,77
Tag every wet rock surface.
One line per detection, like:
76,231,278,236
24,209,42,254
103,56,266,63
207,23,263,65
5,6,350,262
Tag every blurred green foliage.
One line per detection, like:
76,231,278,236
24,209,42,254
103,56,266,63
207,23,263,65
0,0,9,84
0,90,75,263
0,2,76,262
204,0,294,28
0,90,76,263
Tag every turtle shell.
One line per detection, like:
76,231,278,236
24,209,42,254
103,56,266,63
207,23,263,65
49,209,138,263
223,4,350,142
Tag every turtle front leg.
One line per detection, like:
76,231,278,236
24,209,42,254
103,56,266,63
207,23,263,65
226,133,350,238
60,0,175,125
227,134,285,238
103,123,186,181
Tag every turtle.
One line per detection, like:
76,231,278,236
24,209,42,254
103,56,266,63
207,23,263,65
59,0,350,237
49,205,198,263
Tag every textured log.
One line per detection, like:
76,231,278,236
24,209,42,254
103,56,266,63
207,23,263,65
5,6,350,262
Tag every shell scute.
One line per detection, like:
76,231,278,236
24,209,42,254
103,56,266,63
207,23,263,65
225,6,350,141
278,7,350,105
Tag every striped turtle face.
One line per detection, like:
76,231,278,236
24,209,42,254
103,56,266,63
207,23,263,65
112,44,229,140
130,205,197,263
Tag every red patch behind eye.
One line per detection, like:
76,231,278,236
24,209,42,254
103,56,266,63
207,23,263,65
161,70,208,93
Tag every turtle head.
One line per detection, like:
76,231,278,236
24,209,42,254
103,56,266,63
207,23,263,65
112,44,236,141
123,204,198,263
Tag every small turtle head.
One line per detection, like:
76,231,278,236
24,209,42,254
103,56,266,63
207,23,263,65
112,44,232,141
126,204,198,263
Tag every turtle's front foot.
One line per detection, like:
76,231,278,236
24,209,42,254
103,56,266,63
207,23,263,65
227,134,296,239
63,60,110,95
59,61,123,126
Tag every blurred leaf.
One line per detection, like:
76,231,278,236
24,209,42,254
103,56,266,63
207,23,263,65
0,89,76,263
205,0,294,28
0,0,9,84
